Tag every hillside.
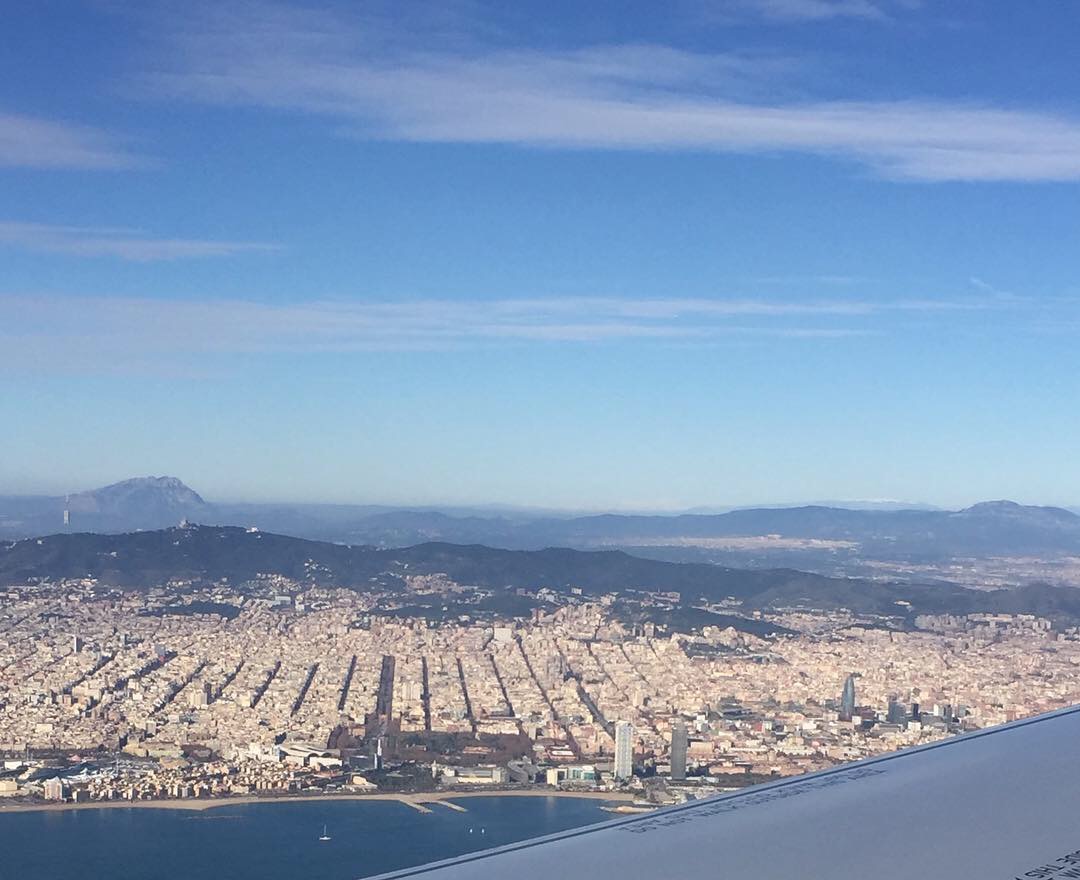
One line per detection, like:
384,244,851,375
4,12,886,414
6,525,1080,622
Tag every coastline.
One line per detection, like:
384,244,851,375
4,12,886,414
0,788,635,816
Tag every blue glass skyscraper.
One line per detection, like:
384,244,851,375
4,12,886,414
841,674,857,720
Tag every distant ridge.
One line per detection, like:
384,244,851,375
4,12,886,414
953,499,1080,526
2,478,1079,561
5,524,1080,623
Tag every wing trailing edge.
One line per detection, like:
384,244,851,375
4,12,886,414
369,704,1080,879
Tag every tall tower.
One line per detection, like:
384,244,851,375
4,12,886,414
614,721,634,781
63,495,70,528
840,674,857,720
670,720,688,781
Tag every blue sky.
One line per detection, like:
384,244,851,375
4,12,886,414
2,0,1079,509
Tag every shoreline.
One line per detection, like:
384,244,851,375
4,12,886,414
0,788,635,816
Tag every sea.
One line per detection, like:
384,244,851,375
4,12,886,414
0,795,611,880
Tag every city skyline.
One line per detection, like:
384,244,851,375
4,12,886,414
4,576,1061,798
4,1,1080,508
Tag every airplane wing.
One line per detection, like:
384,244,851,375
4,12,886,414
370,705,1080,879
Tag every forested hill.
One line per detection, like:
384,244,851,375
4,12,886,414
6,524,1080,623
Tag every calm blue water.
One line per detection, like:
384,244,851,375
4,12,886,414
0,796,611,879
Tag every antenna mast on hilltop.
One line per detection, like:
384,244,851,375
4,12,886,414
63,495,70,528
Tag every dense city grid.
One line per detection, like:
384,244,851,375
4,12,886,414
2,574,1077,806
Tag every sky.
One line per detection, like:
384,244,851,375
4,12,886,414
2,0,1079,510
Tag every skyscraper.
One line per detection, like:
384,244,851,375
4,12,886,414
614,721,634,781
670,720,688,781
840,674,857,720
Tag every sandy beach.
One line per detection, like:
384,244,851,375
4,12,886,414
0,788,635,816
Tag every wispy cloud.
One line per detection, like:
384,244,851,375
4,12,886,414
968,276,1022,302
137,2,1080,183
727,0,916,22
750,274,873,286
0,111,138,170
0,291,1005,373
0,221,277,261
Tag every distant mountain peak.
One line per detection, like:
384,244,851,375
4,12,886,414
104,475,200,493
90,475,205,502
67,476,209,520
956,500,1079,523
962,500,1023,512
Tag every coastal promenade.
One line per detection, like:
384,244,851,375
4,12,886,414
0,788,634,815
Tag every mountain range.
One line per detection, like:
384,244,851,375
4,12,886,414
6,523,1080,624
3,478,1080,564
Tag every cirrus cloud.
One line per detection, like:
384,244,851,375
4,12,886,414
0,111,139,170
138,2,1080,183
0,290,1011,375
0,221,278,262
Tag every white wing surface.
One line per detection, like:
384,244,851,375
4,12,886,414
370,705,1080,879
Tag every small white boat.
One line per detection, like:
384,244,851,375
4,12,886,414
319,824,332,842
